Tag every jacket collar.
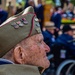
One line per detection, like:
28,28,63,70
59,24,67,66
0,58,14,65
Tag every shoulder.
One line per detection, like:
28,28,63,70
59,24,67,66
0,64,40,75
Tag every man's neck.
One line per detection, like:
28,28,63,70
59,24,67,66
2,54,15,64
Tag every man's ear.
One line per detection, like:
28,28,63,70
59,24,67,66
13,46,25,64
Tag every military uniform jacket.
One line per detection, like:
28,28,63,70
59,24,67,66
0,59,40,75
0,64,41,75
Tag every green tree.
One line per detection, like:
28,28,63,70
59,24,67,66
71,0,75,6
45,0,54,4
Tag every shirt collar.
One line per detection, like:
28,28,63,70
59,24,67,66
0,58,14,65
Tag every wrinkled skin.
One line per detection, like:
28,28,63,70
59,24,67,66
17,34,50,69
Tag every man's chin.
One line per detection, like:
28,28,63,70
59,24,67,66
42,60,50,69
38,61,50,74
46,60,50,68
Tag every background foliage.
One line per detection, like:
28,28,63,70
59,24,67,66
71,0,75,6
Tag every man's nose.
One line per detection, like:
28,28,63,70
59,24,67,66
44,42,50,53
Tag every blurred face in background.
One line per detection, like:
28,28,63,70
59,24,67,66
67,30,74,36
28,0,35,7
37,0,42,4
47,28,55,34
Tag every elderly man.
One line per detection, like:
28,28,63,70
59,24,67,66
0,6,50,75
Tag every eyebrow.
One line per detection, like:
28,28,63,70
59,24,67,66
38,36,44,41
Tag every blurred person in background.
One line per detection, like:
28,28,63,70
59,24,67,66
24,0,35,8
15,2,23,14
24,0,36,15
0,8,8,25
42,22,56,75
56,25,75,58
60,0,71,8
24,0,29,8
42,22,56,50
7,1,14,17
35,0,44,31
50,6,62,39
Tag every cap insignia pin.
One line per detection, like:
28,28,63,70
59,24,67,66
16,21,24,27
35,18,39,22
21,18,28,25
11,22,19,29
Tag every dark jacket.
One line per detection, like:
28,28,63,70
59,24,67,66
35,4,44,30
51,12,62,29
56,34,75,55
42,30,55,48
0,9,8,25
0,59,41,75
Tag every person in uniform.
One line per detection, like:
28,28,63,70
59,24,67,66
42,22,56,49
0,6,50,75
56,25,75,57
50,6,62,39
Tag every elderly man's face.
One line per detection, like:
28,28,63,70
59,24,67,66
20,34,50,69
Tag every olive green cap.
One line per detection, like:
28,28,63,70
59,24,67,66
0,6,41,57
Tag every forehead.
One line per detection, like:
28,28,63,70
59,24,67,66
21,34,43,44
30,33,43,40
22,34,43,45
25,33,43,41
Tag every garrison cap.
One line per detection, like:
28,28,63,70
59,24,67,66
0,6,41,57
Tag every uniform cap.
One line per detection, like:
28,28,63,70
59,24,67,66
45,22,56,29
0,6,41,57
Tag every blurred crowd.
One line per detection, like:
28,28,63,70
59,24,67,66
0,0,75,28
0,0,75,74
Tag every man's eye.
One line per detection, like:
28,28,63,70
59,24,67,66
37,40,43,46
39,40,43,43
